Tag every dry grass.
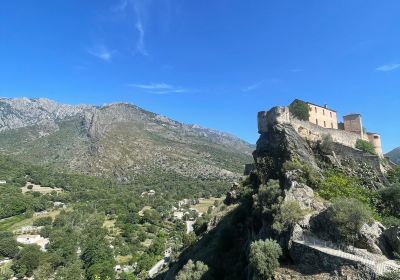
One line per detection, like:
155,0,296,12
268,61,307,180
141,238,153,248
192,197,224,214
21,182,63,194
115,255,132,265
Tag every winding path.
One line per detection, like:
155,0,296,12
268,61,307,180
294,236,400,276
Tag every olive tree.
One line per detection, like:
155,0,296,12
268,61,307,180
249,239,282,280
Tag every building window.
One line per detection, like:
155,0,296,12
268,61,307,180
331,123,334,128
323,109,325,116
315,107,317,113
316,119,318,125
324,121,326,127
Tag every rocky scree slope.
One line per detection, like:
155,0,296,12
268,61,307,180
0,98,253,183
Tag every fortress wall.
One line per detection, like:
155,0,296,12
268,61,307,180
332,143,383,172
258,106,361,149
290,117,360,148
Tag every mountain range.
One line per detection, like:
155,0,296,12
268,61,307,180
0,98,253,184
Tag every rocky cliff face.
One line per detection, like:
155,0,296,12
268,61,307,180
252,106,397,279
0,98,253,183
158,106,398,280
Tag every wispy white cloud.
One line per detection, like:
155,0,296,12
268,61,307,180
87,45,115,62
112,0,151,56
376,63,400,72
128,82,187,94
242,80,265,92
135,21,148,56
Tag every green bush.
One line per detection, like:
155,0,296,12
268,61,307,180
320,134,334,154
0,232,19,258
378,184,400,218
289,100,310,121
355,139,376,155
33,216,53,227
255,180,282,215
249,239,282,280
176,260,208,280
327,198,373,242
273,201,307,233
282,161,320,188
380,269,400,280
318,171,370,203
387,167,400,184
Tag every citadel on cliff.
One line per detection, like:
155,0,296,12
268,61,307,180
258,99,383,157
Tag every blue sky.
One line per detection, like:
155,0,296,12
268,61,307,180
0,1,399,152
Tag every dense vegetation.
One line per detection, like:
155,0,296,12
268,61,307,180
356,139,376,155
0,155,230,279
289,99,310,121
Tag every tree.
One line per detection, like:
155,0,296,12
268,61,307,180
273,201,307,233
327,198,373,242
55,261,85,280
0,233,19,258
379,184,400,217
12,245,43,277
176,260,209,280
355,139,376,155
289,99,310,121
249,239,282,280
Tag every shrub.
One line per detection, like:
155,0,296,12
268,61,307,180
255,180,282,215
318,171,370,204
320,134,334,154
289,100,310,121
33,216,53,227
381,270,400,280
356,139,376,155
378,184,400,217
176,260,208,280
249,239,282,280
386,167,400,184
273,201,307,233
282,161,320,189
327,198,373,242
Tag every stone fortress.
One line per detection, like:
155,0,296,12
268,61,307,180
258,99,383,157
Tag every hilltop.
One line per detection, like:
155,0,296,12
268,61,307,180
0,98,253,187
161,105,400,280
386,147,400,165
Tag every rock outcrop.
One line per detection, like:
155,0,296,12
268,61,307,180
252,106,397,279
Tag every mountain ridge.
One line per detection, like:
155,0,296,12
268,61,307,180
0,97,253,185
386,147,400,165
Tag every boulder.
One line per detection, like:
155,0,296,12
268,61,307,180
357,221,390,256
384,226,400,255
